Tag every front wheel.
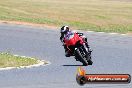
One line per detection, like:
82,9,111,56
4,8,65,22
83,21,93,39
75,48,88,66
85,53,93,65
88,59,93,65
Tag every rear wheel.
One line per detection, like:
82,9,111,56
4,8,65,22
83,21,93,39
75,49,88,66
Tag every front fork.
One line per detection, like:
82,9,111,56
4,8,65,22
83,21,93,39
83,42,92,54
81,36,91,53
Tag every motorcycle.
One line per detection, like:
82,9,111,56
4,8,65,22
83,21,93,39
64,32,93,66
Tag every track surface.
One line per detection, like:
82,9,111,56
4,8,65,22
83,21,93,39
0,23,132,88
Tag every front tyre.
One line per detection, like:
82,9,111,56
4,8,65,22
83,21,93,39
75,48,88,66
88,59,93,65
85,54,93,65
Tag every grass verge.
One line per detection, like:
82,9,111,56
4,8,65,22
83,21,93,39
0,0,132,33
0,53,39,68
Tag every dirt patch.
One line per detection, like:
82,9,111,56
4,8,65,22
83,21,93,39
105,0,132,2
126,32,132,35
0,20,58,29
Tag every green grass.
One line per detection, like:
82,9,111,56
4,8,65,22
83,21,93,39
0,0,132,33
0,53,38,68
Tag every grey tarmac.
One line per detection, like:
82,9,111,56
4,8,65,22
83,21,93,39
0,23,132,88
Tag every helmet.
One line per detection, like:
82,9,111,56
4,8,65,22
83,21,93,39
60,26,70,34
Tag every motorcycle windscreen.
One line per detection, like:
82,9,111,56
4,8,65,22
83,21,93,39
64,33,82,46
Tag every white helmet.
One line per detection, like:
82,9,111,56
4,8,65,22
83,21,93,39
60,26,70,34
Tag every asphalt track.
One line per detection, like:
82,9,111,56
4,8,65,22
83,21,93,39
0,23,132,88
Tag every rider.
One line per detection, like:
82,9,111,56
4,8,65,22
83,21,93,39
60,26,91,57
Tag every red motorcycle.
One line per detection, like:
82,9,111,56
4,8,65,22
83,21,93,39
64,32,93,66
